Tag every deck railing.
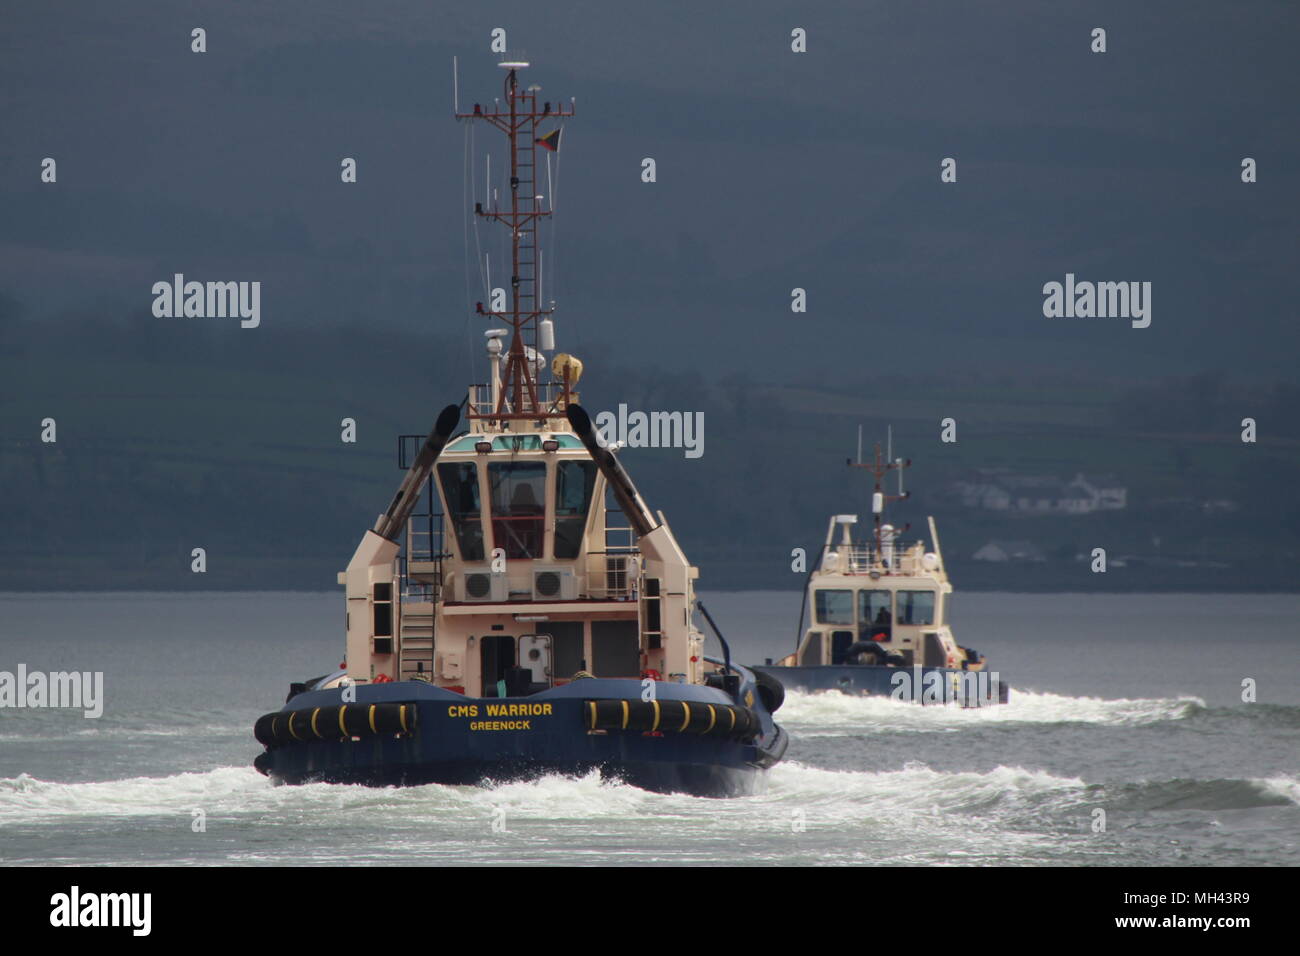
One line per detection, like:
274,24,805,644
832,543,931,576
466,383,573,419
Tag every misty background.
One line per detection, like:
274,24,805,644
1,1,1297,591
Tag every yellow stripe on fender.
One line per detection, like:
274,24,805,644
704,704,717,734
679,702,691,732
338,706,348,737
620,700,630,729
287,712,302,741
311,708,322,738
651,700,661,731
588,701,597,729
399,705,409,733
368,705,378,734
726,707,736,732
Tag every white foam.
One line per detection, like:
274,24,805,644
459,770,656,819
0,759,1084,825
778,687,1205,734
1253,774,1300,807
768,760,1084,811
0,767,270,821
0,767,663,825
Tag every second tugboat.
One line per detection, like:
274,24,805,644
755,434,1009,707
252,56,786,796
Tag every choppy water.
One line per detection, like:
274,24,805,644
0,591,1296,866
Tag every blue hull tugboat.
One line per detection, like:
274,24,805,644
754,435,1009,707
252,57,786,797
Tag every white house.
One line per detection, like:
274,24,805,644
973,540,1047,563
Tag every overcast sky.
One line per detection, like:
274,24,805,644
2,1,1296,386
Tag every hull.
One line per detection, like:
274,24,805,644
754,664,1009,707
254,677,787,799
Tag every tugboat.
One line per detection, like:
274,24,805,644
754,434,1009,706
252,57,786,797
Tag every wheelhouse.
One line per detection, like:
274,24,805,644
802,579,947,667
350,421,703,699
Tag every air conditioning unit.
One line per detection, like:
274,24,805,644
532,567,577,601
460,569,507,603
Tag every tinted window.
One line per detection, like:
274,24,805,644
488,462,547,559
858,589,891,624
814,589,853,625
554,460,597,559
437,462,484,561
897,591,936,625
859,589,892,638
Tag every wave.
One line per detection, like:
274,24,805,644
767,760,1084,815
0,762,1063,822
777,688,1205,734
1,763,1292,870
0,760,1292,830
0,766,654,824
0,708,249,742
1206,702,1300,729
760,763,1299,821
1100,774,1300,812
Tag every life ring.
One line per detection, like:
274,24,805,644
641,668,663,681
373,673,393,684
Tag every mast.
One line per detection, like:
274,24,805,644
457,56,575,423
847,440,911,556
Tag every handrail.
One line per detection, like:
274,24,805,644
695,601,733,677
794,548,816,652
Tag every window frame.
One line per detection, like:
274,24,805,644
813,588,854,626
896,590,937,626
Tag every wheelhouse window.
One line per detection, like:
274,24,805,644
896,590,936,626
859,589,892,640
488,462,547,559
814,589,853,625
554,460,597,559
437,462,484,561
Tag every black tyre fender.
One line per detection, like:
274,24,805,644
843,641,888,665
753,668,786,714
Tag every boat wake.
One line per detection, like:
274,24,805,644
0,766,665,825
1,762,1293,865
3,760,1292,823
778,687,1205,734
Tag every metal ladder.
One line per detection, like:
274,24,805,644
396,456,446,682
398,601,436,681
